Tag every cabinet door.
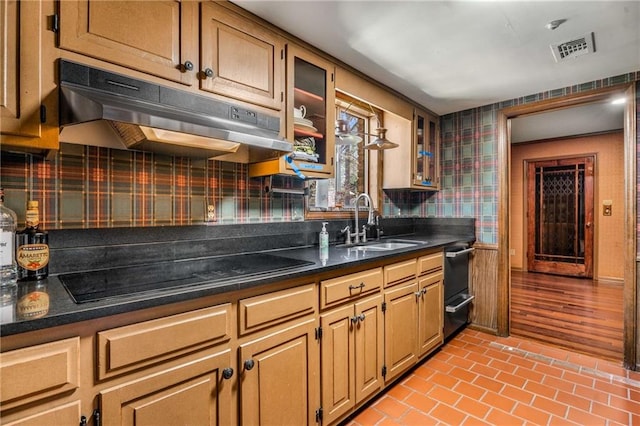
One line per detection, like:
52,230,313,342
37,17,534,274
287,44,335,176
353,294,384,404
200,2,284,110
418,272,444,357
413,109,440,190
320,304,354,425
100,349,233,426
384,281,419,383
249,44,335,178
239,319,319,425
59,0,198,85
1,0,58,150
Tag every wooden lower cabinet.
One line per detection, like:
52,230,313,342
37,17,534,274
383,281,420,383
0,250,446,426
2,401,81,426
320,294,383,425
418,272,444,357
100,349,233,426
239,319,319,425
0,337,80,423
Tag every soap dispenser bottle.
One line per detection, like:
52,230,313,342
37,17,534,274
319,222,329,262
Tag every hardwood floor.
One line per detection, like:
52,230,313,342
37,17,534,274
510,270,623,361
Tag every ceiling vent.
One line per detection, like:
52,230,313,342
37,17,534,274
550,32,596,62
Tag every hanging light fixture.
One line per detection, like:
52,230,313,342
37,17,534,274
334,102,398,149
335,118,362,145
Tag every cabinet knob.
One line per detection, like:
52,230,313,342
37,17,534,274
351,316,358,324
222,367,234,379
203,68,215,78
358,313,366,322
183,61,194,72
244,359,255,371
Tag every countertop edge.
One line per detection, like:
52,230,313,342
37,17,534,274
1,236,472,336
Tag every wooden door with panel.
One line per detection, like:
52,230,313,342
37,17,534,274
417,271,444,357
383,280,419,383
199,2,285,111
239,319,320,425
58,0,199,85
1,0,58,151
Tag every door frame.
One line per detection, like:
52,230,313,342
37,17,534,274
497,82,637,369
526,156,595,278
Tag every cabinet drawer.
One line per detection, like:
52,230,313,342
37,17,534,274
97,304,231,380
0,337,80,411
384,259,417,287
418,251,443,276
239,283,316,335
321,268,382,309
2,401,81,426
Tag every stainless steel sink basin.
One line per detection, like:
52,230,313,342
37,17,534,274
349,242,419,251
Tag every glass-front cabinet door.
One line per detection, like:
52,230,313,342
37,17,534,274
249,44,335,179
413,109,440,190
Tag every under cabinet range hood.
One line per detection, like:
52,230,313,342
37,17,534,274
58,60,292,162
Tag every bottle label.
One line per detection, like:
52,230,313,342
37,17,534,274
0,230,13,266
17,291,49,319
16,244,49,271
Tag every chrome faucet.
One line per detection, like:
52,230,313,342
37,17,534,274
353,193,375,244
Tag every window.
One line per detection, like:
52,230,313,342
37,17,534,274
306,95,379,217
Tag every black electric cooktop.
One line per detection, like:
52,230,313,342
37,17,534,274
59,253,314,304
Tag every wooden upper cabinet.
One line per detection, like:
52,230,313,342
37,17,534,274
1,0,58,151
58,0,199,85
200,2,284,110
249,44,335,178
383,108,440,190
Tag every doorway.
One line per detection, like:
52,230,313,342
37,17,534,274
527,156,594,278
496,83,637,369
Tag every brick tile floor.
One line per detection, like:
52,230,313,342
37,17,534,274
344,329,640,425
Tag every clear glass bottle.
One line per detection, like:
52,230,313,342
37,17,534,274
0,188,18,287
16,200,49,281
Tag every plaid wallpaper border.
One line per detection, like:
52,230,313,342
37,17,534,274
0,144,304,229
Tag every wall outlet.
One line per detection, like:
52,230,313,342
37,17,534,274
206,204,216,222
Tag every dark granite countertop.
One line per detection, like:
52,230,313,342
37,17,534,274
0,233,471,336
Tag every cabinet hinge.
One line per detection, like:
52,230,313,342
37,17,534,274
315,407,323,423
39,105,46,124
81,409,100,426
281,92,284,103
382,365,387,378
331,72,334,83
93,409,101,426
281,49,284,60
315,327,322,340
381,302,386,312
51,14,59,33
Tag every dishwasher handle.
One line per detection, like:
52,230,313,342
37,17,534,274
445,247,475,258
445,295,475,313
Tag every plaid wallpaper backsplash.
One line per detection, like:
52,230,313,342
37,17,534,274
1,72,638,245
0,143,305,229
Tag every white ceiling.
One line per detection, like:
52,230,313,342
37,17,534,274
232,0,638,141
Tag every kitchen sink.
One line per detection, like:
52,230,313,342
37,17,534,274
348,241,419,251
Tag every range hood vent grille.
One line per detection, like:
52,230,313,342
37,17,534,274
550,32,596,62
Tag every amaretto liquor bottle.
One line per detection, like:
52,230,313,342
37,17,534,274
16,200,49,281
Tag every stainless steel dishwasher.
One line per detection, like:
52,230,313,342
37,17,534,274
444,243,475,340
